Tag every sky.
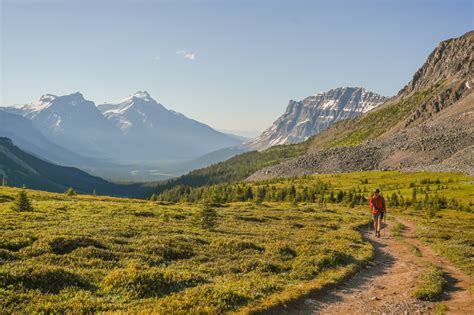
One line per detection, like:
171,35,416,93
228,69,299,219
1,0,472,136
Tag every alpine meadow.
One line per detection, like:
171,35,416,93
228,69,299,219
1,1,473,314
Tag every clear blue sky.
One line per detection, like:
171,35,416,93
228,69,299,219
1,0,472,135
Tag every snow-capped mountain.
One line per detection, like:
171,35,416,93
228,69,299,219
245,87,388,150
97,91,242,159
3,91,243,162
98,91,184,134
23,93,121,157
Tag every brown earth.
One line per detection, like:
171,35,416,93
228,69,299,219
259,218,472,315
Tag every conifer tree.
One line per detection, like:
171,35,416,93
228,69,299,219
197,203,218,230
11,190,33,212
66,187,76,196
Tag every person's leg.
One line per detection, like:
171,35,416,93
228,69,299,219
377,217,382,235
373,214,378,233
373,213,379,235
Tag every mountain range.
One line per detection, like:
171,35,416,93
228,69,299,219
3,91,242,162
1,31,471,194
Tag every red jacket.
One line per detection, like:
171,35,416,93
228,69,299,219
370,195,386,214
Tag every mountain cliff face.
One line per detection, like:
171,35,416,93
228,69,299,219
248,31,474,181
245,87,387,150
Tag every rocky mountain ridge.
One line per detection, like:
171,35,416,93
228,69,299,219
245,87,387,150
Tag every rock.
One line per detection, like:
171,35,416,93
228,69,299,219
246,32,474,182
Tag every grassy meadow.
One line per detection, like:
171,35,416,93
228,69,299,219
1,170,472,313
0,187,372,313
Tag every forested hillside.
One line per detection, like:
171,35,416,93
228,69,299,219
152,141,309,195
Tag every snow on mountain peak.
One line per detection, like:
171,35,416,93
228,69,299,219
133,91,151,100
245,87,389,150
39,94,57,103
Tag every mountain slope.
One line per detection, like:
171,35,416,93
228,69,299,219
5,91,242,162
97,91,242,159
0,110,104,167
7,93,122,158
0,137,148,197
152,141,309,195
248,31,474,181
246,87,387,150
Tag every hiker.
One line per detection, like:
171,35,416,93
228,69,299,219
370,188,386,237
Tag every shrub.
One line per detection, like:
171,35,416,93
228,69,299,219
70,246,117,261
0,249,17,263
0,265,90,293
101,264,203,298
211,239,264,253
144,240,195,261
11,190,33,212
413,264,447,301
49,236,106,254
0,235,36,251
152,284,249,314
290,251,352,280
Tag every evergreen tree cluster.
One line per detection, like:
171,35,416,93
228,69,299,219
388,187,468,216
155,179,370,208
152,142,309,195
153,176,470,215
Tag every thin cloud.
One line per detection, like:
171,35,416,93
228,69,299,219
154,55,160,61
176,50,196,61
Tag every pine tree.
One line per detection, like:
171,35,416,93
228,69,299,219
245,187,254,201
11,190,33,212
197,203,218,230
66,187,76,196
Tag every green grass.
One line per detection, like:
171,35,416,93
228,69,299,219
391,222,406,239
410,244,423,257
0,186,372,313
408,210,474,276
435,303,448,315
412,264,448,301
158,170,474,276
1,170,472,312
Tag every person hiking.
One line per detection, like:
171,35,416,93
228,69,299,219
370,188,386,237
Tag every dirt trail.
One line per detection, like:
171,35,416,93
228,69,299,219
272,218,472,315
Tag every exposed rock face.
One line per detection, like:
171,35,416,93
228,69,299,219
245,87,388,150
398,31,473,98
247,31,474,181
